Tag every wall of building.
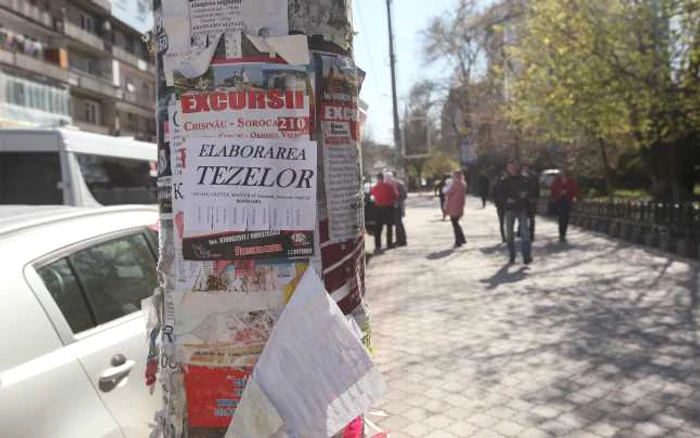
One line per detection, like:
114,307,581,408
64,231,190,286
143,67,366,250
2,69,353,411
0,0,155,140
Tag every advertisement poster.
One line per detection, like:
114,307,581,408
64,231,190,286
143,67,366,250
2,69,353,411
174,260,306,361
180,137,317,260
178,61,313,141
184,365,253,428
318,55,365,243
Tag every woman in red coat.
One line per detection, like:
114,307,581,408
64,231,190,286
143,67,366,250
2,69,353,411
550,169,581,243
444,170,467,247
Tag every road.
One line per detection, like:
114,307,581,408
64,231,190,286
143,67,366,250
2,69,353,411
365,195,700,438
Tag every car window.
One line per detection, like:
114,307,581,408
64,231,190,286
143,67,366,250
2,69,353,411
37,259,95,333
35,231,158,334
69,233,157,325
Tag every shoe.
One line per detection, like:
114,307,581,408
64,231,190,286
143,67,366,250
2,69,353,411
509,256,516,264
397,242,407,247
559,237,567,243
524,256,533,265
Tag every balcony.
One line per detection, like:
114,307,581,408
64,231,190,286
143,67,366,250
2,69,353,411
122,90,155,111
0,48,68,83
69,70,117,98
0,0,53,28
74,120,111,135
112,46,156,75
64,21,105,53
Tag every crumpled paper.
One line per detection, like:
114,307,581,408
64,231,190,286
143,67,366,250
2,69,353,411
227,269,385,438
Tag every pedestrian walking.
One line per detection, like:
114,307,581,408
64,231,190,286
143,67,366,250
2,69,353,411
444,170,467,248
370,172,398,252
478,174,490,208
521,164,540,241
492,171,507,243
435,175,449,221
389,171,408,247
501,159,533,264
550,169,581,243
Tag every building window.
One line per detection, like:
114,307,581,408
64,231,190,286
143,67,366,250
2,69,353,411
11,81,25,106
80,13,96,34
83,100,100,125
127,113,137,131
125,37,135,55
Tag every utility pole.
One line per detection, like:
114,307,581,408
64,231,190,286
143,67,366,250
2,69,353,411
150,1,377,437
386,0,402,152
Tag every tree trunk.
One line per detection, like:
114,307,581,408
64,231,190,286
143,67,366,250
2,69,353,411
598,137,614,201
152,2,368,437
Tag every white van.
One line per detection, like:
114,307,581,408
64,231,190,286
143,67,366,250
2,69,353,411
0,128,157,206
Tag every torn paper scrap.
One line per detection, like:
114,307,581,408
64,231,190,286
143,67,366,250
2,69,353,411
246,34,310,65
225,378,284,438
229,269,385,438
163,33,222,85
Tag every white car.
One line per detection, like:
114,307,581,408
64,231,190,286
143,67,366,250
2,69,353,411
0,205,161,438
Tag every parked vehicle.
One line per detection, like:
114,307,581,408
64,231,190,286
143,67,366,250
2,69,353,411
0,205,161,438
0,128,157,207
539,168,561,198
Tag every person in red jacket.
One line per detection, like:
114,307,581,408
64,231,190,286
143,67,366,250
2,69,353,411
370,172,399,252
550,169,581,243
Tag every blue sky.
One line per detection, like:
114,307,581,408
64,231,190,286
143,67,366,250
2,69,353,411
353,0,457,145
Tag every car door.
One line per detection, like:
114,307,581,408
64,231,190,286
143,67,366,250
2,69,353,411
31,228,161,438
1,261,122,438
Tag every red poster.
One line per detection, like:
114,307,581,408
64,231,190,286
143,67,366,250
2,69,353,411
184,365,253,428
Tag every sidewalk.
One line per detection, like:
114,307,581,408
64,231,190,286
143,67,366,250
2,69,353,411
366,196,700,438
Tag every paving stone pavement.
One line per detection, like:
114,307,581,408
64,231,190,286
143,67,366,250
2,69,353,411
365,195,700,438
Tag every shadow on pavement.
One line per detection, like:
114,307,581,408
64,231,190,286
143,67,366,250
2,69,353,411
471,255,700,435
480,264,528,290
426,248,455,260
480,243,507,256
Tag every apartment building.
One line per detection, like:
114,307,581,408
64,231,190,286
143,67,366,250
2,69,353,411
0,0,156,142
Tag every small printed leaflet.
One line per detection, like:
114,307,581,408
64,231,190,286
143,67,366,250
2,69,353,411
182,138,317,260
184,365,253,428
318,54,365,243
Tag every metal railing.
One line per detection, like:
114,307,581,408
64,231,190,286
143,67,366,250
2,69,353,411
69,69,117,98
64,21,105,52
0,48,68,83
112,46,157,76
0,0,53,28
538,199,700,257
122,90,155,110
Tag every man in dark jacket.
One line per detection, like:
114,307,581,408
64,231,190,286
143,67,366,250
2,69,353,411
389,171,408,247
478,174,490,208
521,164,540,241
492,172,507,243
501,159,533,264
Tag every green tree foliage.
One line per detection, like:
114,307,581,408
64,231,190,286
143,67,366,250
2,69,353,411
508,0,700,200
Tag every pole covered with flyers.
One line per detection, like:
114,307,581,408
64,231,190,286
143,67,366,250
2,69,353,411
148,1,384,437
